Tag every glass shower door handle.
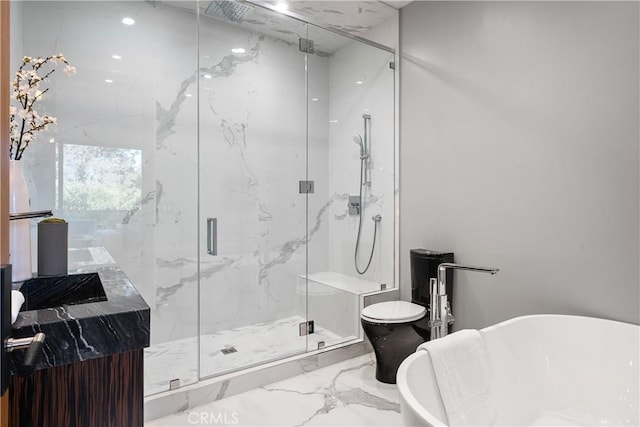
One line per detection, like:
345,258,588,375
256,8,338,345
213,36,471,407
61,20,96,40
207,218,217,256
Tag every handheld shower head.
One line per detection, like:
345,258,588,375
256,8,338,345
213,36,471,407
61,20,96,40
353,134,365,158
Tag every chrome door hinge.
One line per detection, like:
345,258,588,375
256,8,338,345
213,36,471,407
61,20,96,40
389,61,396,70
299,180,314,194
299,38,315,54
299,320,315,336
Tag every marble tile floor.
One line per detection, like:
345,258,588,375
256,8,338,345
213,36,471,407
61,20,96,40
145,353,402,427
145,315,356,396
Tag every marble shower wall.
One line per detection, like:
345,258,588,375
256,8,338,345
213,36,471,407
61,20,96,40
14,1,396,379
195,12,397,336
15,0,334,342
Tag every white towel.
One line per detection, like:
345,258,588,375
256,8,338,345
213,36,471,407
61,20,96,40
419,329,497,426
11,290,25,324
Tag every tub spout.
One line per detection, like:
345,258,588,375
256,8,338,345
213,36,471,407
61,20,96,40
430,263,499,340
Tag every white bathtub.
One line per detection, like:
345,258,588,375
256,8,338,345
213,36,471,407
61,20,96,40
397,314,639,426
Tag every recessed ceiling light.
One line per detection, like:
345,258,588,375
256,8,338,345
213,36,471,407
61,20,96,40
329,120,338,123
105,79,113,83
112,54,122,60
231,48,246,54
275,2,288,11
203,74,212,79
49,138,55,144
122,17,135,25
311,98,319,102
185,93,192,98
355,81,363,85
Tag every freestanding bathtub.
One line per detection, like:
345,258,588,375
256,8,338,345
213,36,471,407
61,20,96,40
397,314,639,426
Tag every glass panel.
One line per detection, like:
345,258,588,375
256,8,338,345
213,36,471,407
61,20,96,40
198,4,308,378
12,0,200,396
306,24,395,349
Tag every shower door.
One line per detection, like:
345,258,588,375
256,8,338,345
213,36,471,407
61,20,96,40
198,5,310,379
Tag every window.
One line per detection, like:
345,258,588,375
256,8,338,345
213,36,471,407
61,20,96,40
56,143,142,230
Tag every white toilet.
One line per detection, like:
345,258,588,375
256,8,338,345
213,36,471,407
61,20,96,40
360,300,429,383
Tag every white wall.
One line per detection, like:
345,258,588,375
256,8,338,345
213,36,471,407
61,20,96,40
400,1,639,328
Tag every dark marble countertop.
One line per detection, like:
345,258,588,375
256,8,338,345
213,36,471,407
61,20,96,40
10,255,150,373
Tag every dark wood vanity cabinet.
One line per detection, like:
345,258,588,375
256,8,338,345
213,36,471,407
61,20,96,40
10,349,144,427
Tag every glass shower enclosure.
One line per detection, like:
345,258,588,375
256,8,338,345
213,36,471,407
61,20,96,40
196,2,395,382
11,0,395,396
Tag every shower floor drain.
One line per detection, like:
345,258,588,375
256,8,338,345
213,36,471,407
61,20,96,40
221,346,238,355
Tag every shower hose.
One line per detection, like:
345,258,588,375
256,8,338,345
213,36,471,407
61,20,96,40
354,155,380,275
